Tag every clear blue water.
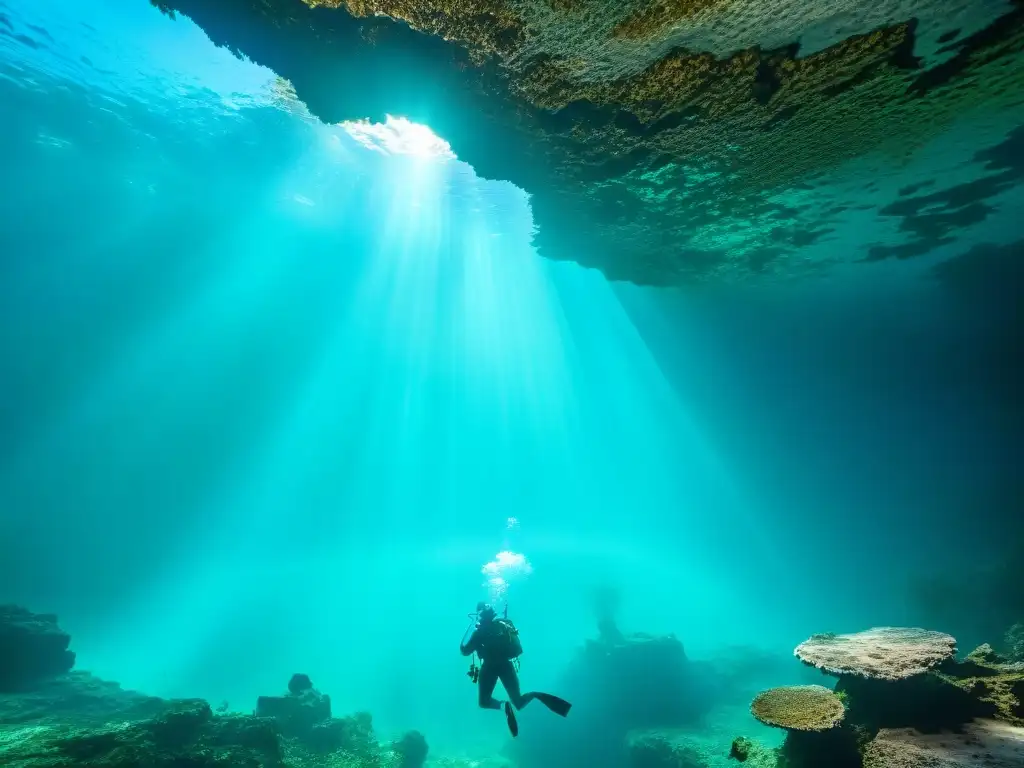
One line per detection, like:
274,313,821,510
1,0,1021,763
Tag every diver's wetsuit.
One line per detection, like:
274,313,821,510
461,615,572,737
461,622,535,711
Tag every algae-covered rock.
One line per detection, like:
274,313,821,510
392,730,428,768
1,699,284,767
727,737,776,767
862,719,1024,768
935,651,1024,726
255,674,377,757
0,606,75,692
628,730,707,768
256,674,332,737
0,671,167,728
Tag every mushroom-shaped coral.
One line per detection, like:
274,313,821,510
750,685,845,732
794,628,956,680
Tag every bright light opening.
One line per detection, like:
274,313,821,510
340,115,455,160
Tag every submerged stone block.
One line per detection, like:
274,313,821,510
0,606,75,692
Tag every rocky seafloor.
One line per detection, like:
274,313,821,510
3,603,1023,768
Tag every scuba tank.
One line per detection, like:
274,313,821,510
463,602,521,682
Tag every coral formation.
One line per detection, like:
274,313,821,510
749,685,858,768
794,628,957,680
145,0,1024,286
749,685,845,732
0,606,76,692
735,626,1024,768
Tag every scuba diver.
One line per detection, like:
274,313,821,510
460,602,572,737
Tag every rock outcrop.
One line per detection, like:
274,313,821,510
256,674,378,757
862,719,1024,768
392,730,428,768
0,606,76,692
144,0,1024,286
0,608,407,768
511,629,716,768
256,674,333,740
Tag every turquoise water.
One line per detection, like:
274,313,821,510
1,0,1022,764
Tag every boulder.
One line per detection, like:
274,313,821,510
255,676,377,757
510,630,715,768
392,730,428,768
727,737,777,767
255,674,331,739
574,632,715,729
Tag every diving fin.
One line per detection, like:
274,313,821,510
534,692,572,717
504,701,519,737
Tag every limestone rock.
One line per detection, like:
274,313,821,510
0,671,166,728
144,0,1024,287
0,606,75,692
393,730,428,768
256,674,332,740
0,699,283,768
862,719,1024,768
